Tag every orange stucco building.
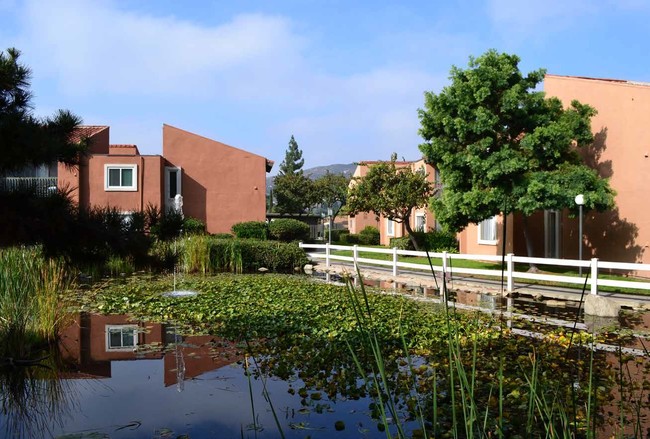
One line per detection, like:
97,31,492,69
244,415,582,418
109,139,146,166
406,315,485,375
351,74,650,264
58,124,273,234
348,159,440,246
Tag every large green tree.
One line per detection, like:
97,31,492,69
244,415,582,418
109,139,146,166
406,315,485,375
0,48,85,173
312,171,349,221
278,135,304,176
273,135,311,214
418,50,615,256
347,155,433,250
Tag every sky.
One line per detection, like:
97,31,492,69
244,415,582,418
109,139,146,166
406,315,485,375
1,0,649,173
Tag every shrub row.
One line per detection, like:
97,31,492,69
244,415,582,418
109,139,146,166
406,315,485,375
338,226,380,245
389,230,459,252
180,235,309,274
231,219,309,242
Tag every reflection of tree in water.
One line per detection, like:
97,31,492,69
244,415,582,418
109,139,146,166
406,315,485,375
0,344,77,439
249,315,628,437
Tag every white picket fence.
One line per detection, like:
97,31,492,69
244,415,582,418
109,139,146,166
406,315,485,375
299,243,650,296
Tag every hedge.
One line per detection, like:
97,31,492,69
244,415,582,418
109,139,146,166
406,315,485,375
231,221,268,240
268,218,310,242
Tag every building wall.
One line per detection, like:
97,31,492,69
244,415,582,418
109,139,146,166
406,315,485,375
162,124,268,234
545,75,650,263
459,214,514,256
58,127,110,205
77,154,164,212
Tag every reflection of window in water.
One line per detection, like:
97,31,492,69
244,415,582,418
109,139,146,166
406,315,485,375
106,325,138,350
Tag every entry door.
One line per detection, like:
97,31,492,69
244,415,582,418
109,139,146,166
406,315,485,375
544,210,561,258
164,167,182,212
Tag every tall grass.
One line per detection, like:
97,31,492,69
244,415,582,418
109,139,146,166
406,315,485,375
0,247,74,359
342,268,603,438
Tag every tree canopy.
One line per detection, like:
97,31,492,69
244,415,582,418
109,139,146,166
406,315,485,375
278,135,304,176
347,156,433,250
312,171,349,220
0,48,85,173
418,50,615,246
273,172,314,215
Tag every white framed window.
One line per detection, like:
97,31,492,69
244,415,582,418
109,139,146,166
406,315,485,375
386,219,395,237
415,213,426,232
106,325,138,351
104,164,138,191
478,215,498,245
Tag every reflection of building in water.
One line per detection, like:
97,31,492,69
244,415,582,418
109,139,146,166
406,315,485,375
58,313,238,387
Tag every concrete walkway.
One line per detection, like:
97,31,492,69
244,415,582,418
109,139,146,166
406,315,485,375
309,259,650,311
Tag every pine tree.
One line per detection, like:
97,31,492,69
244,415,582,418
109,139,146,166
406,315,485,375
278,135,304,176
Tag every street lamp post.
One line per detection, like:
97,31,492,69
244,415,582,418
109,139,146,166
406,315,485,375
327,207,333,245
575,194,584,275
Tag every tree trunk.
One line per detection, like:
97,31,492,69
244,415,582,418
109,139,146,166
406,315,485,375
403,217,421,251
521,215,538,272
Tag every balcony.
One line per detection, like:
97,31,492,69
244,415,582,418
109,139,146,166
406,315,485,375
0,177,58,197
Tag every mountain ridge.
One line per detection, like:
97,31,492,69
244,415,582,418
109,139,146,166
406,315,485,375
267,163,356,188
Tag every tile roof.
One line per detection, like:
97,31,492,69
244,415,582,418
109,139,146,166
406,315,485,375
69,125,108,144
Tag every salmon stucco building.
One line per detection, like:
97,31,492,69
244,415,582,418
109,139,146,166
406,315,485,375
351,74,650,265
57,124,273,234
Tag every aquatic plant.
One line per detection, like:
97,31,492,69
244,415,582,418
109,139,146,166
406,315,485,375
0,247,74,360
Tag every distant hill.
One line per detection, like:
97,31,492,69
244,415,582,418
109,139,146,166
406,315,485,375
266,163,356,188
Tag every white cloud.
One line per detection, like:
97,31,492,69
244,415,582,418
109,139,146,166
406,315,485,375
20,0,305,98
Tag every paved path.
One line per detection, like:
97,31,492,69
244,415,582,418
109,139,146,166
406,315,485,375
309,258,650,310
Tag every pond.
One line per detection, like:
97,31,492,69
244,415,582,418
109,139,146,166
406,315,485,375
2,274,650,438
2,313,399,438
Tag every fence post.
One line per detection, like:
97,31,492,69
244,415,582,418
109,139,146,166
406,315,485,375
353,245,359,268
393,247,398,276
442,251,448,282
506,253,514,293
591,258,598,295
325,242,330,268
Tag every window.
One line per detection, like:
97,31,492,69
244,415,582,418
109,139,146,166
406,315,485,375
478,215,497,244
415,213,426,232
386,219,395,237
106,325,138,351
105,165,137,191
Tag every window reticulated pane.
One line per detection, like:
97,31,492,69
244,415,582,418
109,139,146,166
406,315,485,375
169,170,177,197
480,216,497,242
109,329,122,348
108,168,121,187
121,169,133,187
121,328,135,347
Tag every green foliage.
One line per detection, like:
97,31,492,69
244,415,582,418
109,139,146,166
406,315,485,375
418,50,616,232
146,204,184,241
0,247,73,359
312,171,349,219
268,218,310,242
278,135,304,176
231,221,268,240
340,232,359,244
0,48,86,173
212,233,234,239
182,217,206,235
389,236,411,250
347,156,433,250
273,173,315,215
177,235,308,274
413,230,459,252
358,226,380,245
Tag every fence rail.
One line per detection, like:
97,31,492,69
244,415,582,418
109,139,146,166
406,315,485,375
0,177,58,197
299,243,650,296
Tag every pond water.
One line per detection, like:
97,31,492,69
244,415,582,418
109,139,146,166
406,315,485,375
0,313,414,439
3,274,650,439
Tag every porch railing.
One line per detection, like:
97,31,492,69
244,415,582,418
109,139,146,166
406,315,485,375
0,177,58,197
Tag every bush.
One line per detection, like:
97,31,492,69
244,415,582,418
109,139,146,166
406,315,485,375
212,233,234,239
334,229,349,243
340,232,360,244
231,221,268,240
389,236,412,250
146,204,184,241
412,230,459,252
177,236,308,274
268,218,310,242
183,217,206,235
358,226,380,245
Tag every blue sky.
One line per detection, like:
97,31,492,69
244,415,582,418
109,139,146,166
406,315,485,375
1,0,648,173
